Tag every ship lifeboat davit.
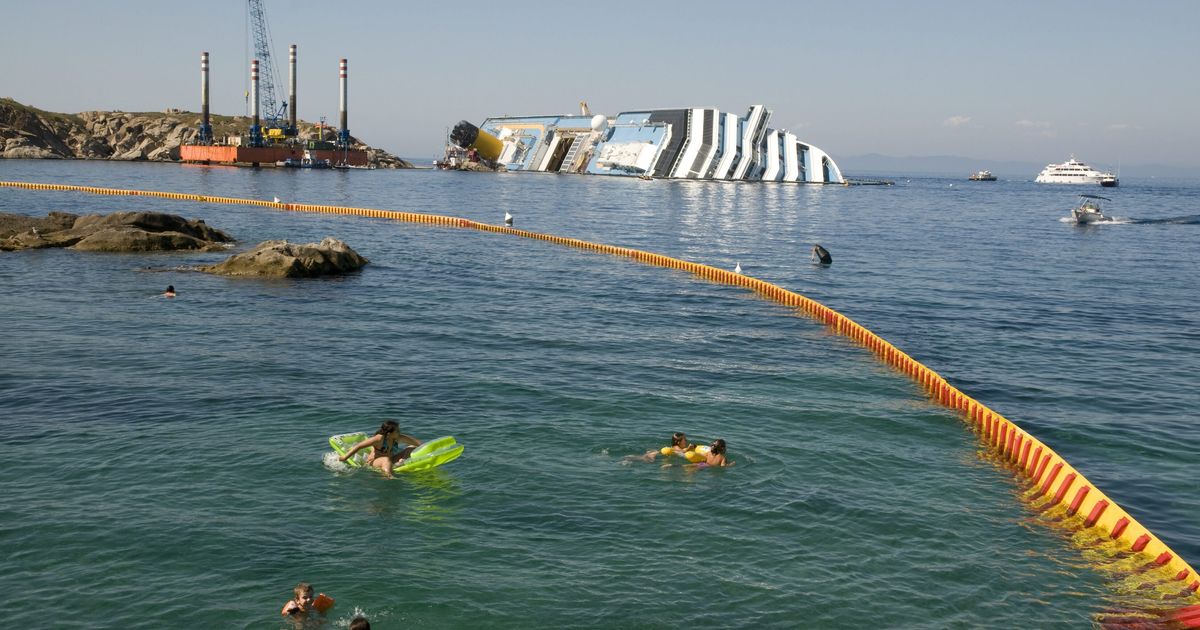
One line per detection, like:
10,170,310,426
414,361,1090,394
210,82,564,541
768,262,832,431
450,121,503,161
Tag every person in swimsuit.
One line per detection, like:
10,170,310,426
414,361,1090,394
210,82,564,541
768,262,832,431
338,420,422,478
163,285,176,298
695,439,730,468
281,582,334,617
281,582,314,617
642,431,695,462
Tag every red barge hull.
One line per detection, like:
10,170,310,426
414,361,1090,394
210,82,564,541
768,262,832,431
180,145,368,167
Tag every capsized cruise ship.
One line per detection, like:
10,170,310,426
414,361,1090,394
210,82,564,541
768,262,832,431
447,103,845,184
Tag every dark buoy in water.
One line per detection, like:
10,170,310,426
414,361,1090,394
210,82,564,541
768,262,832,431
504,211,513,226
812,244,832,265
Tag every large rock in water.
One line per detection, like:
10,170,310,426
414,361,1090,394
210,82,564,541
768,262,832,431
69,211,233,252
0,210,233,252
0,211,79,240
201,238,368,278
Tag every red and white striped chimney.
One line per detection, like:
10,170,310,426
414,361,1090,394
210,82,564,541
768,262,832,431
288,45,297,130
251,59,260,128
201,52,210,130
339,58,348,139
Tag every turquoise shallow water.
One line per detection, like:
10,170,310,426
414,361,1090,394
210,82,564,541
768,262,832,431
1,161,1198,628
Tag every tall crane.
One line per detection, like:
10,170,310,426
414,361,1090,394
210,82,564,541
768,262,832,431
246,0,288,132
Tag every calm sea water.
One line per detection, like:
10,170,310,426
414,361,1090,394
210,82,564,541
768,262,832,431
1,160,1198,629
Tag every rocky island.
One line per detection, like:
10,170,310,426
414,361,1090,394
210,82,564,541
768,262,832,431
200,238,368,278
1,210,368,278
0,97,412,168
1,210,233,252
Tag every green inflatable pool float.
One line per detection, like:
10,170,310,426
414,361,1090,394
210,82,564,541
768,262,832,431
329,433,464,474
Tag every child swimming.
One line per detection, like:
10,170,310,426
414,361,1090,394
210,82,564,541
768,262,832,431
280,582,333,617
695,439,730,468
641,431,695,462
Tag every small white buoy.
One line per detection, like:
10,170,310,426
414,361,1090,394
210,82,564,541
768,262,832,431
504,211,513,226
273,196,281,203
735,261,742,274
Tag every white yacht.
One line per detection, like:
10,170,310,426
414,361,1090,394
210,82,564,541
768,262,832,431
1035,155,1117,185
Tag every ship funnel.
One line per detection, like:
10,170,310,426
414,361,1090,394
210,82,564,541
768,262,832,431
198,52,212,144
450,121,503,162
288,44,297,133
337,58,349,147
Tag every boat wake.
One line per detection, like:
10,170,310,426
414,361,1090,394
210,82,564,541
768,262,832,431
1129,214,1200,225
1057,215,1200,226
1059,216,1132,225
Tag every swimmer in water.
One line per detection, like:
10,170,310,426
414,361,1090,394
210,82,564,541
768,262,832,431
281,582,333,617
339,420,422,478
695,439,730,468
163,285,176,298
642,431,695,462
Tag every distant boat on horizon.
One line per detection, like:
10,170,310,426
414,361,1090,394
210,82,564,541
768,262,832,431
1036,155,1117,186
968,169,997,181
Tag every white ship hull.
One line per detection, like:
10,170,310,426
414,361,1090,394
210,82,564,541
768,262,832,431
1036,173,1109,184
1035,155,1115,185
457,104,846,184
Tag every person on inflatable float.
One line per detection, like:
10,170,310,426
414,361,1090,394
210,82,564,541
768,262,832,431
338,420,422,478
694,439,729,468
642,431,696,462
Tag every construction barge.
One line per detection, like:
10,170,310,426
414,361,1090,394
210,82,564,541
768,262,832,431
180,144,366,168
179,48,367,167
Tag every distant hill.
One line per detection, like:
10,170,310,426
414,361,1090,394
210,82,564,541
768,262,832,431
0,98,411,168
839,153,1198,180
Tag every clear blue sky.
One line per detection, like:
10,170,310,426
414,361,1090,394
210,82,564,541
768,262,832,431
2,0,1197,165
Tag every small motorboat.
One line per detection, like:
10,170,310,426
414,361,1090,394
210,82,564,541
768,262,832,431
968,170,996,181
276,150,332,169
1071,194,1111,224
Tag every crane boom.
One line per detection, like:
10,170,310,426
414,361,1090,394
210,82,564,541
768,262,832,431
247,0,285,124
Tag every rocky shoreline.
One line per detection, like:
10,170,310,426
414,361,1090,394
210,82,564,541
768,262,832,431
0,97,412,168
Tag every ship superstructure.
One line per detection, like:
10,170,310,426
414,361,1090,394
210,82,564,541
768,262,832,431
451,104,844,184
1035,155,1117,186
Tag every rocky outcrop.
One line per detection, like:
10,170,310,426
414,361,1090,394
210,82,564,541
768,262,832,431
0,211,79,240
0,211,233,252
453,160,507,173
200,237,368,278
0,98,413,167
